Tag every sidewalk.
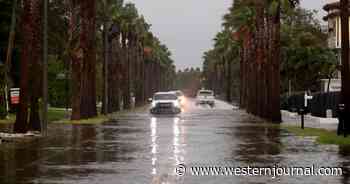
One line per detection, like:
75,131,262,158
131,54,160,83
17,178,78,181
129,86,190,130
281,110,338,131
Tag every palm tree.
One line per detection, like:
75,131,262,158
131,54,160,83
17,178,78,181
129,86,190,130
142,33,175,97
71,0,98,120
108,22,123,113
213,30,239,102
143,32,155,99
14,0,41,133
4,0,18,117
118,3,138,109
267,0,299,122
101,5,126,113
202,0,299,123
28,0,43,131
134,16,150,106
228,0,255,111
98,0,123,114
340,0,350,123
14,0,33,133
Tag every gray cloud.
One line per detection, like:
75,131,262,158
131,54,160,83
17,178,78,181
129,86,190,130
126,0,325,70
300,0,326,21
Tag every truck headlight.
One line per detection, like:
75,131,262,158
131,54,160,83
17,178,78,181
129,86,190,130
173,101,180,108
152,101,156,108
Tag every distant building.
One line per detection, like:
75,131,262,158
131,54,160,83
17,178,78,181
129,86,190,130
322,0,343,92
323,0,343,49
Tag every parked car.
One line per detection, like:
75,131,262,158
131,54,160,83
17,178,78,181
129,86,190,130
150,92,181,114
196,90,215,107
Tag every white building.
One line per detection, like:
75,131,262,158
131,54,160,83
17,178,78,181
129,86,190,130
322,0,343,92
323,0,345,49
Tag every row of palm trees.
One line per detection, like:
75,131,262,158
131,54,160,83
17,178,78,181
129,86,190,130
11,0,175,133
203,0,299,123
203,29,239,103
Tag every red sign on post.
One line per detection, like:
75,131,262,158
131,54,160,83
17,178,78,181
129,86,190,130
10,88,20,105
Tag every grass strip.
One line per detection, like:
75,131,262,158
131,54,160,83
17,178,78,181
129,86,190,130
283,126,350,146
0,108,68,124
54,115,109,125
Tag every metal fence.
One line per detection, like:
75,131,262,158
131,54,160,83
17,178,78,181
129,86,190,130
282,92,340,118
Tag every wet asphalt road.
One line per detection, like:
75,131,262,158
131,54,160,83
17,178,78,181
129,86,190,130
1,98,350,184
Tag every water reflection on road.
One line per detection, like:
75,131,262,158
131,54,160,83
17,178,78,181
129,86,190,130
0,98,349,184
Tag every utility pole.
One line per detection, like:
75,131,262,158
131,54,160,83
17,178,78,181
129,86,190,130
42,0,48,136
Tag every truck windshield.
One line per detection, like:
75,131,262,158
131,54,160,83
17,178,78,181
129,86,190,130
175,91,182,97
154,94,178,100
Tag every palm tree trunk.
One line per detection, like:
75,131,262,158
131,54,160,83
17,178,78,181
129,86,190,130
122,35,131,110
110,35,121,112
246,33,253,114
70,0,81,120
252,34,258,115
256,2,264,117
225,57,232,102
71,0,97,120
340,0,350,121
101,22,109,114
144,62,150,99
270,1,282,123
239,48,245,108
214,63,218,95
110,34,121,112
14,0,32,133
28,0,43,131
140,46,146,103
135,43,144,106
157,62,161,91
5,0,17,74
4,0,18,115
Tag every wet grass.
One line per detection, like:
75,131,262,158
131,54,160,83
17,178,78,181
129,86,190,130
0,114,15,124
47,108,68,122
53,105,150,125
0,108,67,124
283,126,350,146
55,115,109,125
234,121,350,146
0,104,150,125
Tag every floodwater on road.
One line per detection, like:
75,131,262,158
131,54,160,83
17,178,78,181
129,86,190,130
0,98,350,184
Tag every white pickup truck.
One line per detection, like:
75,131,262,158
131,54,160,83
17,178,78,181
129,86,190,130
196,90,215,107
150,92,181,114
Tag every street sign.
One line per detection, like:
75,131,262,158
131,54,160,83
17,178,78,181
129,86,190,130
10,88,20,105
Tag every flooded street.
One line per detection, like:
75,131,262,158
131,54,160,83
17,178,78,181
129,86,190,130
1,98,350,184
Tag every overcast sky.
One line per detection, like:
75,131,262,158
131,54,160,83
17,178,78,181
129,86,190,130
126,0,326,70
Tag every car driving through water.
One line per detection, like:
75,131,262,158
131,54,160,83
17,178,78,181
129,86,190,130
171,90,185,107
150,92,181,114
196,89,215,107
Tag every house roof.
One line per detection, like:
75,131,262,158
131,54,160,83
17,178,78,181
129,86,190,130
323,1,350,21
323,2,340,11
323,1,350,11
